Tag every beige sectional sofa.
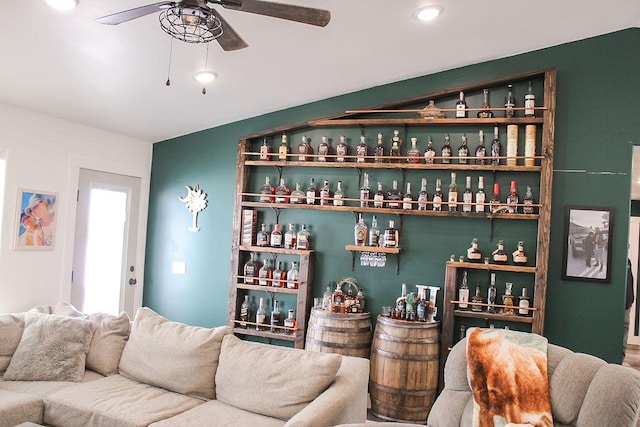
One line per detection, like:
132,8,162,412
0,304,369,427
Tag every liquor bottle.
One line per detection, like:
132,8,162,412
458,271,470,310
259,137,272,160
490,182,502,213
458,134,470,164
491,126,502,165
382,220,399,248
424,136,436,164
512,241,528,265
373,182,385,208
455,91,468,118
523,186,536,214
355,290,366,313
506,124,518,166
475,176,486,213
336,135,348,162
477,88,494,118
319,179,332,206
259,176,274,202
332,282,345,313
386,179,402,209
239,294,250,327
402,183,414,210
417,178,429,211
506,180,520,213
256,297,267,331
390,130,402,162
395,283,408,315
286,261,300,289
333,180,344,206
441,134,452,164
416,286,429,322
447,172,458,212
492,240,508,264
272,261,285,287
322,284,333,310
283,309,297,334
475,130,487,165
502,282,515,315
278,134,289,161
518,288,531,316
432,178,443,211
360,172,371,208
356,135,368,163
466,238,483,262
462,176,473,212
407,137,421,164
256,223,270,247
258,258,272,286
317,135,331,162
354,213,368,246
524,125,536,166
305,177,317,205
270,223,283,248
270,300,281,332
274,178,290,203
504,84,515,118
471,284,484,312
369,215,380,247
297,135,313,161
487,273,498,313
243,252,258,285
296,224,311,250
284,223,296,249
524,80,535,117
374,133,385,163
289,183,305,204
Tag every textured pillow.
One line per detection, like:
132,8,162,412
3,311,93,382
118,307,231,400
215,335,342,420
53,301,131,376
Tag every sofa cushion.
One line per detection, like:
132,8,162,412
215,335,342,421
0,306,52,374
44,374,203,427
53,301,131,376
118,307,230,400
0,370,104,398
3,311,93,382
0,389,44,427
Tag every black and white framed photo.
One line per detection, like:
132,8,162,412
562,206,613,283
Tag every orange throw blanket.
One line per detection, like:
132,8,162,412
467,328,553,427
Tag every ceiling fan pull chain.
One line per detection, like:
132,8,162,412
166,37,174,86
201,43,210,95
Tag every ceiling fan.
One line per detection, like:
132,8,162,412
96,0,331,50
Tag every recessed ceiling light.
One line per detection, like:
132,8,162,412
194,70,217,84
45,0,79,11
414,6,442,22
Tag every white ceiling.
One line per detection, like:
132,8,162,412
0,1,638,143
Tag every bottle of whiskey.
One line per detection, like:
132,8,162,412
374,133,385,163
270,223,283,248
239,294,250,327
448,172,458,212
387,180,402,209
491,126,502,165
416,286,429,322
475,176,486,213
441,134,452,164
373,182,385,208
462,176,473,212
270,300,281,332
360,173,371,208
403,183,414,210
455,91,468,118
487,273,498,313
356,135,368,163
369,215,380,247
512,241,528,265
284,223,296,249
458,134,470,164
296,224,311,250
407,137,421,164
286,261,300,289
283,309,297,334
259,176,275,203
278,134,289,161
243,252,258,285
458,271,470,310
504,84,515,118
319,179,332,206
272,261,285,287
467,238,483,262
433,178,443,211
471,284,484,312
258,258,272,286
502,282,515,315
523,186,536,214
490,182,502,213
506,180,520,213
332,282,345,313
390,130,402,162
524,125,536,167
322,284,333,310
256,297,267,331
492,240,509,264
518,288,531,316
354,213,368,246
297,135,313,161
475,130,487,165
382,220,399,248
289,183,304,204
506,124,519,166
256,223,270,247
395,283,407,316
336,135,348,162
424,136,436,164
305,177,317,205
317,135,331,162
274,178,290,203
477,88,494,118
417,178,429,211
259,137,272,160
524,80,535,117
333,181,344,206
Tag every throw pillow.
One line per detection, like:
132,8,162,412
0,306,55,374
215,335,342,421
118,307,231,400
3,311,93,382
53,301,131,376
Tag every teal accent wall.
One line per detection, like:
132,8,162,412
145,28,639,363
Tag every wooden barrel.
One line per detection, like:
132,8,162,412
369,316,440,424
305,309,372,358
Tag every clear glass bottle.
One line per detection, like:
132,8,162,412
270,300,281,332
518,288,531,316
259,137,272,160
319,179,332,206
336,135,348,162
458,134,469,164
283,309,297,334
490,182,502,213
467,238,483,263
297,135,313,161
506,180,520,213
274,177,290,203
333,180,344,206
441,134,452,164
524,80,535,117
471,284,484,312
402,182,413,210
523,186,536,214
286,261,300,289
354,213,368,246
475,176,486,213
387,179,402,209
416,287,428,322
256,223,269,247
373,182,385,208
374,132,385,163
396,282,408,313
475,130,487,165
332,282,345,313
270,223,283,248
240,294,250,327
259,176,274,203
504,84,515,118
491,126,502,165
512,241,528,265
492,240,509,264
243,252,258,285
502,282,515,315
272,261,285,287
424,136,436,164
458,271,470,310
322,283,333,311
296,224,311,250
356,134,368,163
417,178,429,211
462,176,473,212
305,177,317,205
284,223,296,249
256,297,267,331
477,88,494,118
278,134,289,161
258,258,273,286
432,178,443,211
369,215,380,246
360,172,370,208
382,220,399,248
455,91,468,118
487,273,498,313
317,135,331,162
289,182,305,204
448,172,458,212
407,137,421,164
390,130,402,162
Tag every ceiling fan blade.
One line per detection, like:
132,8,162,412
96,1,176,25
221,0,330,27
210,9,249,51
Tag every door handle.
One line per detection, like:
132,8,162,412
129,278,137,285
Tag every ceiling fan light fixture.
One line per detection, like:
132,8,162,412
414,5,442,22
45,0,78,11
160,7,223,44
194,70,217,84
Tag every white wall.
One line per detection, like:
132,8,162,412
0,103,152,313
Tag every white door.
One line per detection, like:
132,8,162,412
71,169,141,317
628,217,640,346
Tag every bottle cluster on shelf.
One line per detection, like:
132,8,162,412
242,252,300,289
382,283,439,322
456,271,532,317
255,222,311,250
452,82,537,119
461,238,530,266
318,279,366,314
239,295,298,335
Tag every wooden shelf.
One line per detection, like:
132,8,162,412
452,309,534,324
445,261,536,273
232,326,298,342
308,117,545,127
235,282,301,294
345,245,400,254
237,245,313,256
